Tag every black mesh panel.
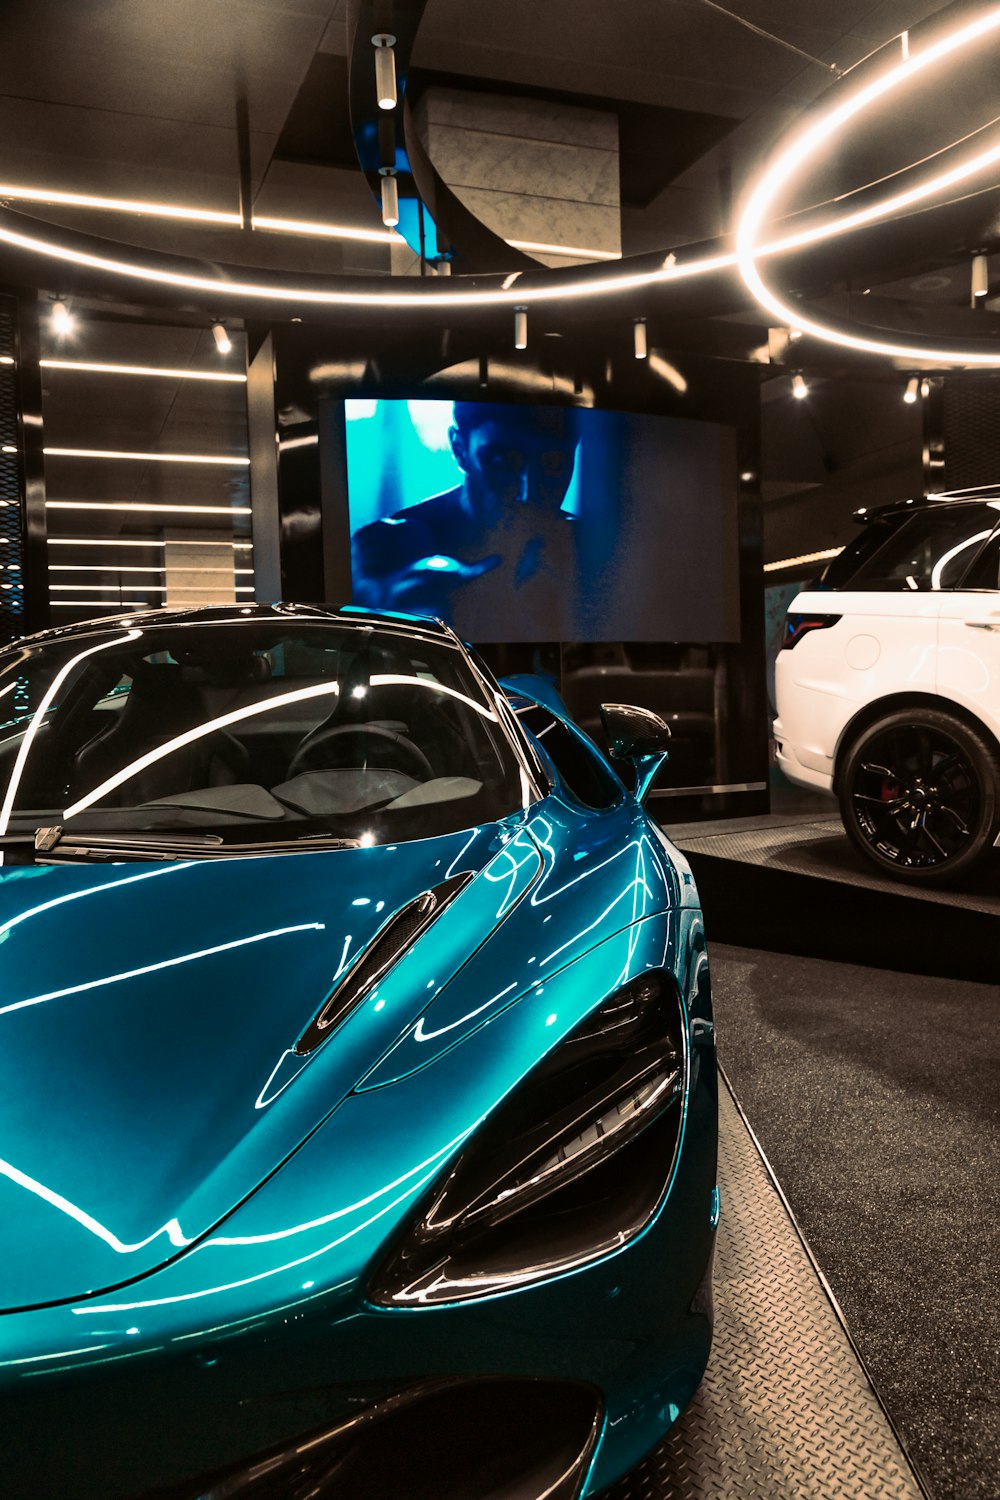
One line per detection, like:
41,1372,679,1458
942,378,1000,493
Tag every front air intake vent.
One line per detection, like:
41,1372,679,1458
294,871,472,1056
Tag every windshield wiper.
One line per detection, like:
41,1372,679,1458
44,830,364,861
1,828,363,863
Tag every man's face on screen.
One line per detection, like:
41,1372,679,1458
451,416,578,520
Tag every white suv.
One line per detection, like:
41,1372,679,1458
774,495,1000,884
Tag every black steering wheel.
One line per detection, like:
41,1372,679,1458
286,722,434,782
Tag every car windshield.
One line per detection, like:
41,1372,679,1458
0,618,528,856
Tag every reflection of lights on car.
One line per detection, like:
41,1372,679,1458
0,606,714,1500
0,923,326,1019
65,680,343,818
0,630,141,848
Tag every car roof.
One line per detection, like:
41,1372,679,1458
7,601,458,651
853,489,1000,525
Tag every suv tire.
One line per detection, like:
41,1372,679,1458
838,708,1000,886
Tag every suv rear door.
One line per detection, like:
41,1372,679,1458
936,520,1000,742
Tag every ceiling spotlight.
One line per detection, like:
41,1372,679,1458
633,318,648,360
972,253,990,299
513,306,528,350
903,376,920,404
50,299,74,338
920,378,931,399
788,327,803,341
791,372,808,400
372,34,398,111
379,169,399,229
211,322,232,355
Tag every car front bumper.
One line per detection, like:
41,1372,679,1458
1,1062,716,1500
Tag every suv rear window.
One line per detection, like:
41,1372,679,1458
823,503,1000,592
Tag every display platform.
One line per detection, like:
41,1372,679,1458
603,1076,927,1500
664,811,1000,982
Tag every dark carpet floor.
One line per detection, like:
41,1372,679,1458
709,944,1000,1500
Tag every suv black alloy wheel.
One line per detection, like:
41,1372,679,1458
838,708,1000,885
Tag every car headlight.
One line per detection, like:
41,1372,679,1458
370,971,687,1306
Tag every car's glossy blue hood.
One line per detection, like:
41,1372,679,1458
0,823,531,1310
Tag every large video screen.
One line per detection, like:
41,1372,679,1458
344,398,739,643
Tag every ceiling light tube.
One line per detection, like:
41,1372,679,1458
514,306,528,350
43,447,249,465
633,319,648,360
764,547,842,572
791,372,808,399
972,254,990,298
212,322,233,354
253,214,400,245
379,171,399,229
0,182,241,224
45,501,252,515
48,564,253,575
40,359,246,382
903,376,920,403
47,537,252,549
48,582,255,593
505,239,622,262
372,34,398,111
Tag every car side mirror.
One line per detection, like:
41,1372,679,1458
600,702,671,804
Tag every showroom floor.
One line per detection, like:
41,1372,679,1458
710,944,1000,1500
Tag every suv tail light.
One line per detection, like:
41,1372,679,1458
781,612,841,650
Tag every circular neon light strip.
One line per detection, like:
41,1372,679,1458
736,5,1000,366
0,16,993,333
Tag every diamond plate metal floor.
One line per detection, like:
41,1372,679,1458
601,1078,927,1500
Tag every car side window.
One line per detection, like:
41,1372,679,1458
515,702,622,810
830,505,999,591
958,531,1000,590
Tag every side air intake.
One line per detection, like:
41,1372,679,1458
294,872,473,1056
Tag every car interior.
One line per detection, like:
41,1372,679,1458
0,632,504,831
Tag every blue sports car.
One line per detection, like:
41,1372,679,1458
0,604,717,1499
